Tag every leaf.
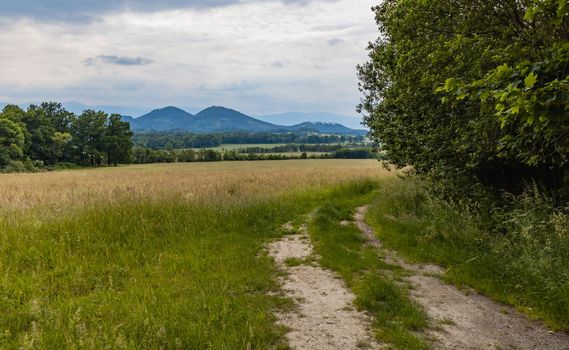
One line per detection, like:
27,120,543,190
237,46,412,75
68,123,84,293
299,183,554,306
442,78,457,93
496,64,512,78
558,0,568,18
524,6,538,21
524,72,538,89
527,155,539,166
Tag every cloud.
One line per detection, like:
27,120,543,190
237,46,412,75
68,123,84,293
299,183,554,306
0,0,339,23
0,0,379,115
85,55,153,66
327,38,344,46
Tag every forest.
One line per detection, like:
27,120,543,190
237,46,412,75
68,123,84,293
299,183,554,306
0,103,132,171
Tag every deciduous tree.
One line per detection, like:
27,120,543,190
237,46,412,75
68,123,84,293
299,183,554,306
359,0,569,192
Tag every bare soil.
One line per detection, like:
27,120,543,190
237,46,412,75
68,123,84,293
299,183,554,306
268,224,382,350
355,206,569,350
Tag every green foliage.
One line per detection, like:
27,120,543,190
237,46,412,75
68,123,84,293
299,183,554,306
131,146,375,163
334,148,376,159
359,0,569,192
367,178,569,330
0,103,134,171
104,114,134,166
71,109,108,166
0,116,25,166
133,131,365,150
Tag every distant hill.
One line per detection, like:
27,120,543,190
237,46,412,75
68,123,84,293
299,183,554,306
133,106,193,131
127,106,367,135
191,106,276,132
256,112,364,130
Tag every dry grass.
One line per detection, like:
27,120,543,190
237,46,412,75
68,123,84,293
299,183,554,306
0,159,392,217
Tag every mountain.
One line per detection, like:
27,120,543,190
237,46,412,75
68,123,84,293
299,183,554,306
127,106,367,135
256,112,364,130
191,106,277,132
133,106,194,131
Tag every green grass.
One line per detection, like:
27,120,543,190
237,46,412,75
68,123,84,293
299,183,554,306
0,185,346,349
306,183,430,350
0,178,397,349
1,199,294,349
366,177,569,331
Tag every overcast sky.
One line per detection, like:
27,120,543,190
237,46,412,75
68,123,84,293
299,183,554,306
0,0,378,116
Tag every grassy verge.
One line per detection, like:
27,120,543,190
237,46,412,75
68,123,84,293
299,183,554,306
366,177,569,331
306,182,430,349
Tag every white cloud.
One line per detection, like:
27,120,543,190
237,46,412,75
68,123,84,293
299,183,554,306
0,0,378,115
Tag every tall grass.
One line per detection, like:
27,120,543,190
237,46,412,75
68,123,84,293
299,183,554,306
367,178,569,331
0,159,385,216
0,160,394,349
1,198,291,348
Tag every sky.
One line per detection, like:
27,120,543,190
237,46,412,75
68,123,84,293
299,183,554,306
0,0,379,117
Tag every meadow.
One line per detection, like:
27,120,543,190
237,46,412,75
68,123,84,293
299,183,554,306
0,160,395,349
2,159,566,350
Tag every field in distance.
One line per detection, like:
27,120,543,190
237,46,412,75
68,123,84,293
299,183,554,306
0,159,387,215
200,143,290,150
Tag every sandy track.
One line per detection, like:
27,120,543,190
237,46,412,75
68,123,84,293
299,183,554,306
268,226,382,350
355,206,569,350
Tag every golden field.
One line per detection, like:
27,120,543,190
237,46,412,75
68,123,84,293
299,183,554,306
0,159,392,216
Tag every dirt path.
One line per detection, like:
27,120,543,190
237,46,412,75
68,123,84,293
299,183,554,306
355,206,569,350
268,224,382,350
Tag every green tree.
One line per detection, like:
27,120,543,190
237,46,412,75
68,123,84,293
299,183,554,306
0,117,25,167
39,102,74,133
104,114,133,166
52,131,73,163
72,110,108,166
359,0,569,192
21,105,57,164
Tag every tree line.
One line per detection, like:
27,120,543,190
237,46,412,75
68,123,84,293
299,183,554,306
133,132,365,150
233,144,350,154
0,103,132,171
132,147,376,164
